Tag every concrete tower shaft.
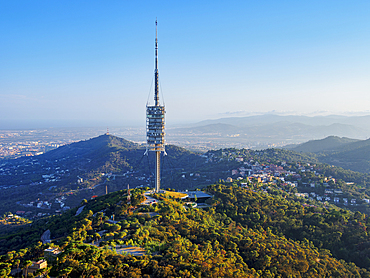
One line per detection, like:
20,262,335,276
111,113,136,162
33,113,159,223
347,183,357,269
146,20,165,193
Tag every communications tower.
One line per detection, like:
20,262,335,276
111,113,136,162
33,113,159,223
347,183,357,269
146,20,165,193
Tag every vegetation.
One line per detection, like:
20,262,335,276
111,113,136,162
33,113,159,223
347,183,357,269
0,214,31,226
0,185,369,277
163,191,188,199
208,183,370,269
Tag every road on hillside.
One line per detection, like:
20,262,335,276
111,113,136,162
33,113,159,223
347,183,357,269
75,205,85,216
142,191,159,205
41,229,51,243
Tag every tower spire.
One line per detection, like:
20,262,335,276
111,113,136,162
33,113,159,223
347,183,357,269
154,19,159,106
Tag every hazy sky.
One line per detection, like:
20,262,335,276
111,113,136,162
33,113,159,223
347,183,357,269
1,1,370,129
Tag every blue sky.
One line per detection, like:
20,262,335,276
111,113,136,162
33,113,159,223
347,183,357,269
1,1,370,128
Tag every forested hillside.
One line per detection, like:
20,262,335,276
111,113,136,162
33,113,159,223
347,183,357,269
0,184,370,277
208,183,370,268
0,134,206,215
285,136,370,173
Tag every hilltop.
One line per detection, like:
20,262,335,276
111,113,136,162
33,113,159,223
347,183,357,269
320,138,370,173
286,136,360,153
0,134,206,216
39,134,143,172
284,136,370,173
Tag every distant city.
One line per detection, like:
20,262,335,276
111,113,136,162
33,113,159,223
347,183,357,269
0,127,143,159
0,125,297,160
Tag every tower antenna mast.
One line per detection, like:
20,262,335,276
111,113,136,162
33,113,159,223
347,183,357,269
154,19,159,106
146,20,166,193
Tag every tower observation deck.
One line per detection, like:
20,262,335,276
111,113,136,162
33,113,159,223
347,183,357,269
146,20,165,193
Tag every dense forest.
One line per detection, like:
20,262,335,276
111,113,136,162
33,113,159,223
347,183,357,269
208,183,370,268
0,184,370,277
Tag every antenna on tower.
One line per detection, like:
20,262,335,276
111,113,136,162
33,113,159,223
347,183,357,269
106,128,109,135
146,20,166,193
154,19,159,106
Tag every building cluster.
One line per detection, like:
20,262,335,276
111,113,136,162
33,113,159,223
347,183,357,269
226,157,295,182
17,195,70,217
297,191,361,205
205,150,368,208
0,158,70,187
0,157,75,219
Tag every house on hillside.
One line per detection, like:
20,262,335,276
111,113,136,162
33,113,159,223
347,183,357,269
23,260,47,277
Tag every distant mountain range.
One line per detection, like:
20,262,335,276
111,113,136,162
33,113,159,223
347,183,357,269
168,114,370,150
194,114,370,130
